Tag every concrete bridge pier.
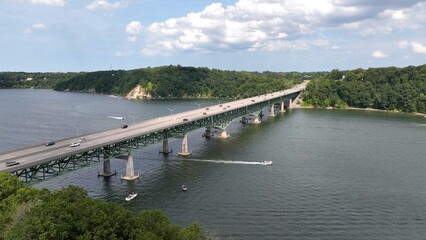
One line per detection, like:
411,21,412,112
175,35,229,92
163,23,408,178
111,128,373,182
178,133,192,157
284,99,293,109
253,117,262,124
269,104,275,117
159,139,172,155
120,153,140,181
98,155,116,177
280,101,286,113
218,130,229,139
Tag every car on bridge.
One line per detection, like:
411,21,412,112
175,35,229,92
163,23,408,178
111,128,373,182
6,161,19,167
70,142,80,147
45,141,55,146
121,125,128,129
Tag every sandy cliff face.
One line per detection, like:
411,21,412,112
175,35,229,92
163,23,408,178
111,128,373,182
126,85,152,99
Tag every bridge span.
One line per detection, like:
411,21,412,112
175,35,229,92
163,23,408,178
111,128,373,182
0,83,306,182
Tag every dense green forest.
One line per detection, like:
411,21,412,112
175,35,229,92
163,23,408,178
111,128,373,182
1,66,322,98
0,173,206,240
302,65,426,114
0,72,81,89
53,65,316,98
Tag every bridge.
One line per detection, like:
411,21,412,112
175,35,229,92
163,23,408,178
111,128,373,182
0,83,306,182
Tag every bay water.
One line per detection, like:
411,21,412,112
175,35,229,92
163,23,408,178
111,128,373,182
1,89,426,239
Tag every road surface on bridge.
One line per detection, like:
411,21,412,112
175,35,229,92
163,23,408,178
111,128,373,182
0,83,306,173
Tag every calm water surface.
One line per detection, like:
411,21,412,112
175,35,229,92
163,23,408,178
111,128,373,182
1,89,426,239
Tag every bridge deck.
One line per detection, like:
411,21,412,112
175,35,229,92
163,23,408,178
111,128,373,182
0,83,306,174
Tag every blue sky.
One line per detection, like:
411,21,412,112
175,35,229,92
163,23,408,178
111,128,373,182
1,0,426,72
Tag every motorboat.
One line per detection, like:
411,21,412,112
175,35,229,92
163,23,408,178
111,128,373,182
260,161,273,165
182,185,188,191
125,192,137,201
108,116,125,120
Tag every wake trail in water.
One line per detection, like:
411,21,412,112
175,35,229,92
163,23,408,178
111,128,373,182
185,159,271,165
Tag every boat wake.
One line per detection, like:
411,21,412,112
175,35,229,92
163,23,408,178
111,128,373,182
185,159,272,165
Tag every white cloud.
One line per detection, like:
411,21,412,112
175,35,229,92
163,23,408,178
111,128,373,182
115,51,134,56
23,23,48,34
380,9,407,20
32,23,48,30
86,0,126,11
371,50,388,58
125,21,143,42
360,26,393,36
125,0,426,55
126,21,142,35
397,40,426,54
397,40,409,49
411,41,426,54
31,0,65,6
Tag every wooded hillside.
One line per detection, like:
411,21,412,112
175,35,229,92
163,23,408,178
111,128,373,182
302,65,426,113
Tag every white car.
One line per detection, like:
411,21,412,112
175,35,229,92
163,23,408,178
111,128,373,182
6,161,19,167
70,142,80,147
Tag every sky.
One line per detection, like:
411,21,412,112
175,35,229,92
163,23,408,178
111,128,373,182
1,0,426,72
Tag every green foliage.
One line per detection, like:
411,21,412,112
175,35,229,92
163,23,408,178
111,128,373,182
52,65,313,98
303,65,426,113
0,173,206,240
0,72,80,89
2,66,328,99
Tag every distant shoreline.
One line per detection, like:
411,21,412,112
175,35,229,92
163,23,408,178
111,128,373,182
294,104,426,118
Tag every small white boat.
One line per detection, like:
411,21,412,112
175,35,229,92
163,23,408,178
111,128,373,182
108,116,125,120
182,185,188,191
125,192,137,201
260,161,273,165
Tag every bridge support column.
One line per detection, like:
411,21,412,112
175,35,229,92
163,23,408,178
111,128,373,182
98,155,116,177
120,154,140,181
269,104,275,117
159,139,172,155
178,133,191,157
253,117,261,124
284,99,293,109
218,130,229,139
280,101,286,113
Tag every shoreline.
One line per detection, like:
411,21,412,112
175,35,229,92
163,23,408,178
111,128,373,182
293,105,426,118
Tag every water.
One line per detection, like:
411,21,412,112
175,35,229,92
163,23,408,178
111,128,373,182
1,89,426,239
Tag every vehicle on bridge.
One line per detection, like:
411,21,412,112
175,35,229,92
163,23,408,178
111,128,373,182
45,141,55,146
6,161,19,167
70,142,80,147
121,125,128,129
